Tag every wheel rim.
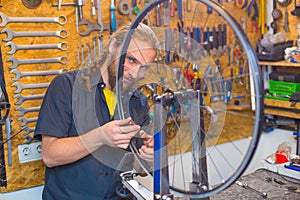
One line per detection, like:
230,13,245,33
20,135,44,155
116,0,264,198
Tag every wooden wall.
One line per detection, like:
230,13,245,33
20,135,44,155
0,0,289,193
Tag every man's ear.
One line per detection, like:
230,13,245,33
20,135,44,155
108,37,117,54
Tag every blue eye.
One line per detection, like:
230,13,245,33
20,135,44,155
127,56,135,63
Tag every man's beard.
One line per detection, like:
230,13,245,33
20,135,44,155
107,62,137,92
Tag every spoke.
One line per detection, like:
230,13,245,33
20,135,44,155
207,152,225,184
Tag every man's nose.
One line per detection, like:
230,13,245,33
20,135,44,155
129,66,141,79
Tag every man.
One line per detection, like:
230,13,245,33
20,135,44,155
34,23,158,200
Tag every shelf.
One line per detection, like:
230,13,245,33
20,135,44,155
259,61,300,67
264,99,300,119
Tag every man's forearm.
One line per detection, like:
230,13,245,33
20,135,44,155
42,128,103,167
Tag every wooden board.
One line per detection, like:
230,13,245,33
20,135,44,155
0,0,261,192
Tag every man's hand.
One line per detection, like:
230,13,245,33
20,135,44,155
138,130,154,162
98,118,140,149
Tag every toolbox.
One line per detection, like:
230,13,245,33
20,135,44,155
269,80,300,96
269,71,300,83
257,40,293,61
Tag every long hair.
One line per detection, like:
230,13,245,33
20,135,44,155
98,23,159,68
81,23,159,91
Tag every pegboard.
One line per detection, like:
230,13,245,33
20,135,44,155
0,0,262,192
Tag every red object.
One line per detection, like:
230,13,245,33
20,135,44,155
183,71,194,85
275,150,289,164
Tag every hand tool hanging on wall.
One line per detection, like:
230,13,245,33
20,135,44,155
276,0,291,7
156,4,162,27
291,0,300,16
5,118,12,166
170,0,175,17
259,0,267,34
11,82,49,93
235,0,248,9
1,28,68,42
217,24,223,56
110,0,117,32
5,41,68,54
283,8,289,31
13,94,44,105
77,0,85,21
7,56,68,69
212,26,218,57
192,26,202,60
10,68,67,81
172,28,179,62
0,12,67,27
22,0,42,9
51,2,78,31
0,47,10,187
186,26,192,60
163,0,170,26
91,0,96,15
165,28,171,63
118,0,131,16
178,0,183,20
205,26,211,55
18,117,38,127
16,106,40,117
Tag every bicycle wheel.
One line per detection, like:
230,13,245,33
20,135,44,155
116,0,263,198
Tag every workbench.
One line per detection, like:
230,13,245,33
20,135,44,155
211,168,300,199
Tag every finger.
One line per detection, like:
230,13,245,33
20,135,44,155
139,149,154,162
139,146,154,156
118,125,140,134
112,134,133,141
114,139,131,145
115,117,133,126
143,136,154,146
118,143,130,149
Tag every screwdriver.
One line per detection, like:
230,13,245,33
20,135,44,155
110,0,117,31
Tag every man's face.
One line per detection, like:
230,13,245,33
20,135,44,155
108,40,156,91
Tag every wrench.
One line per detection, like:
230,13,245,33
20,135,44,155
96,0,104,28
11,82,49,93
0,12,67,27
79,19,123,36
118,0,131,15
13,94,45,105
86,42,92,66
18,117,38,127
7,56,68,69
10,68,67,81
1,28,68,42
16,106,40,117
92,36,97,62
5,41,68,54
79,19,103,36
98,34,103,56
24,126,35,136
81,44,85,67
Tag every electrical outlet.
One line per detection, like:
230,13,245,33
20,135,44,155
18,141,42,163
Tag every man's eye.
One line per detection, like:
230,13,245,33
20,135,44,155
127,56,135,63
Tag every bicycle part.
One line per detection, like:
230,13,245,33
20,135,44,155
116,0,263,199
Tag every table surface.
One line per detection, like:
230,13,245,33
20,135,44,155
211,168,300,200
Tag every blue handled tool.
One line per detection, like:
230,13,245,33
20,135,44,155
110,0,117,31
178,0,182,20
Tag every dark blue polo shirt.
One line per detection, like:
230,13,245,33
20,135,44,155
34,70,150,200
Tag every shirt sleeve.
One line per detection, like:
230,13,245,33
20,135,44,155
34,74,73,140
